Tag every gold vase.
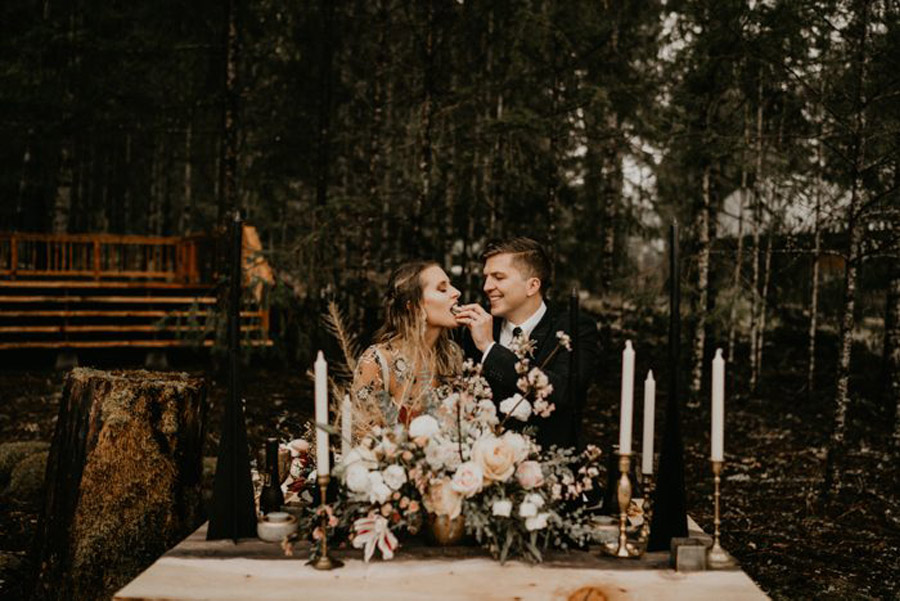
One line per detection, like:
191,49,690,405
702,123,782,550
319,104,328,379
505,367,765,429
427,513,466,546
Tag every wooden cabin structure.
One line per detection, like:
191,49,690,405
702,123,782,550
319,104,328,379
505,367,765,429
0,231,272,350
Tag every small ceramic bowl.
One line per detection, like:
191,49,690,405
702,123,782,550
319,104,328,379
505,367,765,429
257,511,298,542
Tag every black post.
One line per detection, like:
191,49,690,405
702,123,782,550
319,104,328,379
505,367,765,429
648,222,689,551
207,212,256,541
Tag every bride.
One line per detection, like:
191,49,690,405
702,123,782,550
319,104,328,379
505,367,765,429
350,260,464,439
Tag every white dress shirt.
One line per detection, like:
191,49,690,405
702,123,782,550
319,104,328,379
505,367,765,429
482,301,547,362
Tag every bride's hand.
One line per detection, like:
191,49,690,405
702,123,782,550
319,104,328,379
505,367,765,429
454,304,493,352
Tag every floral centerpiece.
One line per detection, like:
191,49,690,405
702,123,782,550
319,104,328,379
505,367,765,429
333,332,604,563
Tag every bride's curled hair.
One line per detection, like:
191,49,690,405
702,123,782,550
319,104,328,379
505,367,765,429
377,260,460,381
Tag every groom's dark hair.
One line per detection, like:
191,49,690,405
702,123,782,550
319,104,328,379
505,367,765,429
481,237,552,293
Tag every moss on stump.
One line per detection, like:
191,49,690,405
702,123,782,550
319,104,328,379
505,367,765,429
0,441,49,488
32,368,208,601
5,450,49,506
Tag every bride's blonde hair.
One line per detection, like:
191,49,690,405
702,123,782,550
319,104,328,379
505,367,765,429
376,260,460,381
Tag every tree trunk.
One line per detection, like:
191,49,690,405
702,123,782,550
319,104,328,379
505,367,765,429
600,112,621,292
808,172,823,396
413,0,434,253
749,78,764,393
220,0,239,222
31,368,207,601
824,0,870,497
756,222,775,381
180,121,193,235
15,133,33,230
728,111,749,362
887,266,900,452
52,142,73,234
690,164,712,403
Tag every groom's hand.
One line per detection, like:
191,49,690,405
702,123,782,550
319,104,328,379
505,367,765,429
455,304,493,352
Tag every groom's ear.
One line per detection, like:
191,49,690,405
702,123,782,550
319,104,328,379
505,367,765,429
525,277,541,297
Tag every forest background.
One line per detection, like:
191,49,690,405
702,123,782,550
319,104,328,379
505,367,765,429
1,0,899,599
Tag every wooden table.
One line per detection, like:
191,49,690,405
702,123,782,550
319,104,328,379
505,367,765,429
115,521,769,601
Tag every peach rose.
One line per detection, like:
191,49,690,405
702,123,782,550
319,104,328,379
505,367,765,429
472,435,516,483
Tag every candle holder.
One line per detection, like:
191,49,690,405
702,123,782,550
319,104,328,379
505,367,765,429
308,474,343,570
707,460,733,568
638,472,654,544
603,453,641,558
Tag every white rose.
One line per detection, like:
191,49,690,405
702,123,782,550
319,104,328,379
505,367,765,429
409,415,440,439
518,501,537,518
524,493,545,509
492,499,512,517
525,512,550,531
342,446,376,468
501,432,530,463
345,463,371,494
368,472,392,504
450,461,483,497
382,464,407,491
499,394,532,422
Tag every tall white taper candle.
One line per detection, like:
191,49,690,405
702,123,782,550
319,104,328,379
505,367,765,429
314,350,330,476
619,340,635,454
642,370,656,475
711,348,725,462
341,394,352,460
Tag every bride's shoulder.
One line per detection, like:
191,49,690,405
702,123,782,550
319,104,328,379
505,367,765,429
358,342,392,365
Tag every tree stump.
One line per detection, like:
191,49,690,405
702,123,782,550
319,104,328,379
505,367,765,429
31,368,208,601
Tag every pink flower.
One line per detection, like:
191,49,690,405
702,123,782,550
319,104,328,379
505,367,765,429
515,461,544,490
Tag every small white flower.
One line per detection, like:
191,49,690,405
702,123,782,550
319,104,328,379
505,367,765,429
524,493,545,509
555,330,572,351
368,472,392,504
525,512,550,531
518,501,537,518
382,464,407,491
492,499,512,517
409,415,440,439
345,463,372,493
499,395,532,422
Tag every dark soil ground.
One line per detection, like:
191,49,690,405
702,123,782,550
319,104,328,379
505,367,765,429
1,324,898,600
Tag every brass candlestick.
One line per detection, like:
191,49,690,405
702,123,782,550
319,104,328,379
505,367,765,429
639,472,654,544
308,474,343,570
707,460,732,568
603,452,641,558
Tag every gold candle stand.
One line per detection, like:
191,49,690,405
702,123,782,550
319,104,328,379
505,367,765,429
639,472,654,544
308,474,343,570
603,452,641,558
707,460,732,568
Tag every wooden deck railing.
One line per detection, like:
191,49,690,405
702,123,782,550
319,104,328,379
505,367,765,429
0,230,272,350
0,232,203,283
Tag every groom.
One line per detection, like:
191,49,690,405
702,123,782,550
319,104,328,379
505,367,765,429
456,237,599,450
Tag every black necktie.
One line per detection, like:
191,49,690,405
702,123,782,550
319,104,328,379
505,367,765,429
512,326,523,340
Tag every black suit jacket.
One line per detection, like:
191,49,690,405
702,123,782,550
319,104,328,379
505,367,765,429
462,303,599,450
